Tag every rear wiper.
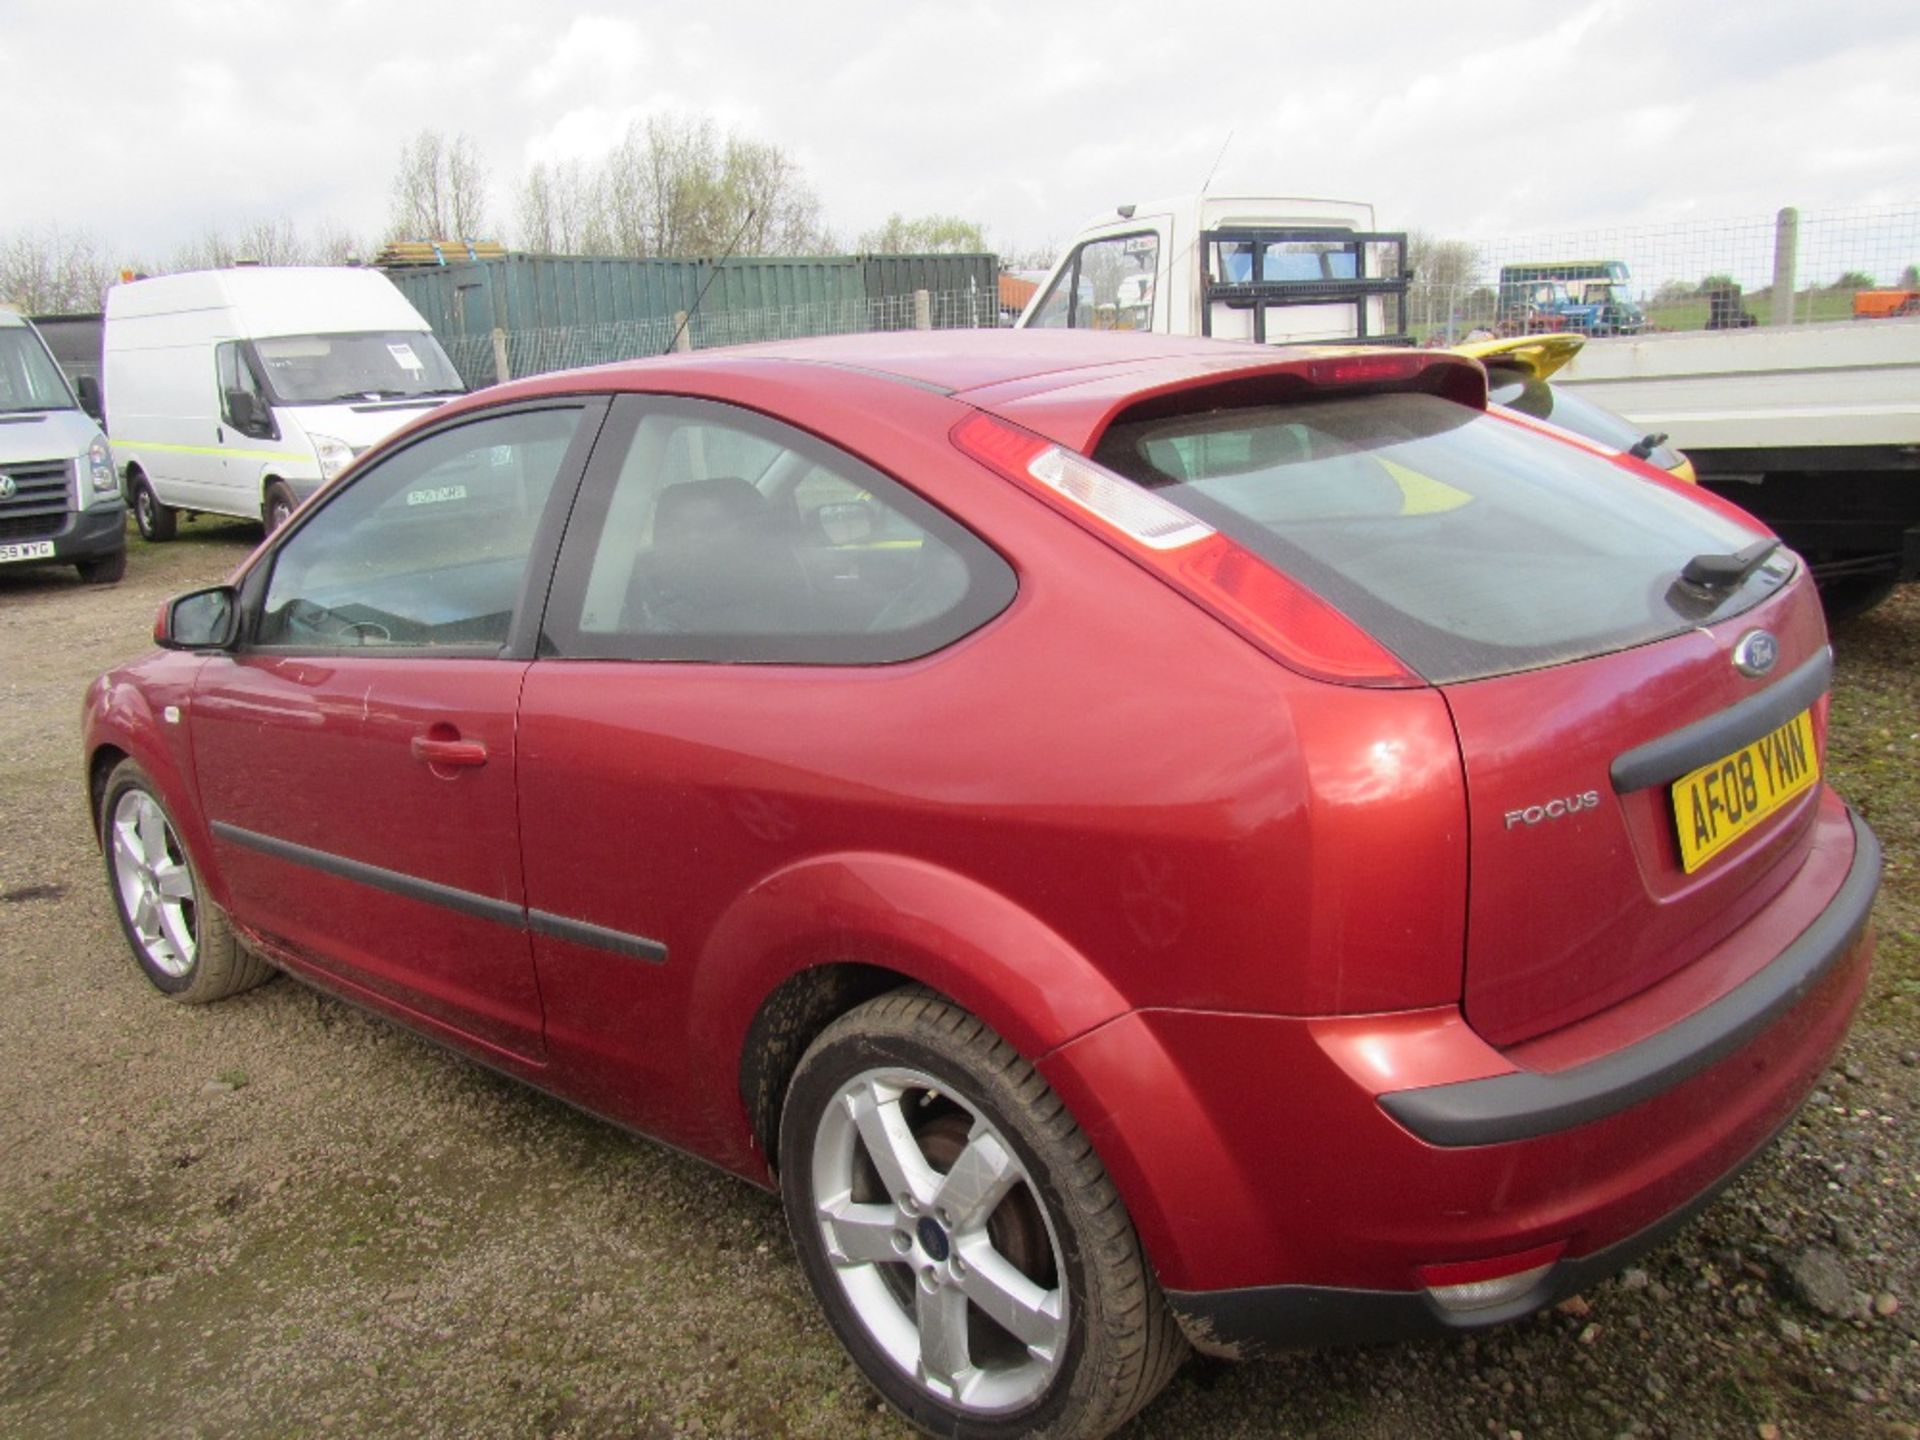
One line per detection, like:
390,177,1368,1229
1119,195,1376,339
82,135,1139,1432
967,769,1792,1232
1678,538,1780,592
1627,431,1669,461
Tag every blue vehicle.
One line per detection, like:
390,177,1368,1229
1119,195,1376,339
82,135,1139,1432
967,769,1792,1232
1499,261,1645,336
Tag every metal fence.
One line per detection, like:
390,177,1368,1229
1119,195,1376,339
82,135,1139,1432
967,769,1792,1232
1409,203,1920,343
444,285,1001,389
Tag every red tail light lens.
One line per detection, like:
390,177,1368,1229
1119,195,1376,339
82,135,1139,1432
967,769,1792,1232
951,411,1419,687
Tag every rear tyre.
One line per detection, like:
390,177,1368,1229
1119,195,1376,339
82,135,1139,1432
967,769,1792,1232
780,988,1185,1440
131,472,177,542
1818,574,1900,623
99,759,274,1003
262,479,297,536
76,549,128,585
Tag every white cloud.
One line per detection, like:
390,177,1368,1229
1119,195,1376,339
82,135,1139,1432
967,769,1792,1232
3,0,1915,269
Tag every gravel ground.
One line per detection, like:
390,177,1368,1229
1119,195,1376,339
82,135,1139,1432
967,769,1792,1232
2,521,1916,1440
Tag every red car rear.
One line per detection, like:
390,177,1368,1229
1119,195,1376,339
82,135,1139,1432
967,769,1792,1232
84,332,1876,1440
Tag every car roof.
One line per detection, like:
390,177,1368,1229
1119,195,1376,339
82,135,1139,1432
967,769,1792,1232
460,331,1487,455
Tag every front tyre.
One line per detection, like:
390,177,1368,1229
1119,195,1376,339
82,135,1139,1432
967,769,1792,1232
780,989,1184,1440
130,471,177,542
99,760,273,1003
262,479,297,536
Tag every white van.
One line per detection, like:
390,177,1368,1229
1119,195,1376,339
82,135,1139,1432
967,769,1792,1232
103,267,465,539
0,306,126,583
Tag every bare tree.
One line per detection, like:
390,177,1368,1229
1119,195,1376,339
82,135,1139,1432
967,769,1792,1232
539,114,827,259
1405,230,1482,338
516,159,594,254
857,214,991,254
0,226,116,313
389,130,491,240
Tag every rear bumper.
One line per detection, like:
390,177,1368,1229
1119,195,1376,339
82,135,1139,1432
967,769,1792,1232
1381,809,1878,1145
1038,795,1876,1354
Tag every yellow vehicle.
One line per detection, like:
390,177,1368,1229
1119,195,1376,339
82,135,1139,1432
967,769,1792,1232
1455,333,1697,483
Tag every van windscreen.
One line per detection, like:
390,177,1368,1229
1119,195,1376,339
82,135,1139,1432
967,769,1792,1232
252,331,465,404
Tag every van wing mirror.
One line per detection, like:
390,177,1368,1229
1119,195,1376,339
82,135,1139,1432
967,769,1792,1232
156,586,239,651
75,375,103,420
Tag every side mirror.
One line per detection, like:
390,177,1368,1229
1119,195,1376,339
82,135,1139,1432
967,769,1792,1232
155,586,239,651
75,375,103,420
225,389,272,438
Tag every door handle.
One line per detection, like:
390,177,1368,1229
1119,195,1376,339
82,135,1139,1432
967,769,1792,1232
411,734,488,767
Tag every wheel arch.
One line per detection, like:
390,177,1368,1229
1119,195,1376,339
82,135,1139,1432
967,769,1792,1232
697,851,1134,1177
83,682,230,911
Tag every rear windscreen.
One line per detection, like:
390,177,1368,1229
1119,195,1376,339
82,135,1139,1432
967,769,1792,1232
1094,393,1789,684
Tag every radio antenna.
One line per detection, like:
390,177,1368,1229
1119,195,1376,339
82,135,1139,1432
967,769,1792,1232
1200,131,1234,194
663,207,757,356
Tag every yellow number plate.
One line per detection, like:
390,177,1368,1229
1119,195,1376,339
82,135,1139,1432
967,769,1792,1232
1671,709,1818,874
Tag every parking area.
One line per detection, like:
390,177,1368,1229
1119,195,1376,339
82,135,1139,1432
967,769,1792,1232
2,524,1916,1440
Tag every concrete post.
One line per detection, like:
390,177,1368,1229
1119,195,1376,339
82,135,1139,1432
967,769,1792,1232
490,327,511,385
1771,207,1799,326
672,312,693,353
914,289,933,331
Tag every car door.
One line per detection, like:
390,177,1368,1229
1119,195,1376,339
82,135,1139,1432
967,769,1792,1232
190,396,607,1062
514,395,1016,1136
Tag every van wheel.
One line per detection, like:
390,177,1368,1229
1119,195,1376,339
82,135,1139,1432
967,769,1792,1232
263,480,297,536
131,473,177,542
76,550,128,585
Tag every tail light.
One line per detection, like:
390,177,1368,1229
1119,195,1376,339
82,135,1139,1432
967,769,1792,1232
951,411,1419,687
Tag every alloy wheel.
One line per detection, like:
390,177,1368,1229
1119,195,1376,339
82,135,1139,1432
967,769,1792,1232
110,788,198,977
809,1066,1068,1415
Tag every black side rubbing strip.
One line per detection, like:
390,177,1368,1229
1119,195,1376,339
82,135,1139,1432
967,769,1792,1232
528,909,668,965
1379,810,1879,1147
1610,647,1831,794
212,821,524,927
210,821,669,964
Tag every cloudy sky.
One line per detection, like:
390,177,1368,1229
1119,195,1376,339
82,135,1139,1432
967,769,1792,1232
6,0,1918,265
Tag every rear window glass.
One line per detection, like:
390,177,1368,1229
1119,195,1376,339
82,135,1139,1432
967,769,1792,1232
1486,372,1685,472
1094,393,1788,685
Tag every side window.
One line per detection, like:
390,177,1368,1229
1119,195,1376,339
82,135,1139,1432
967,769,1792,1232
215,342,267,428
254,405,584,652
545,398,1015,664
1026,232,1159,331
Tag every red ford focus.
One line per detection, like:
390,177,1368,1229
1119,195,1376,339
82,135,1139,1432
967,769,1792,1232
83,332,1878,1439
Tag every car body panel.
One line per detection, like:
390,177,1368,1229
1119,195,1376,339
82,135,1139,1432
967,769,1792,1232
190,654,546,1059
1444,573,1833,1045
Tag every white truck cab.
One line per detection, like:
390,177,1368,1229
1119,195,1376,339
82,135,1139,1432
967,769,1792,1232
0,306,126,584
103,267,465,540
1018,195,1409,345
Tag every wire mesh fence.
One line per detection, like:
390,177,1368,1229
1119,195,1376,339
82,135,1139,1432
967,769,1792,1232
1409,203,1920,344
443,285,1001,388
438,204,1920,382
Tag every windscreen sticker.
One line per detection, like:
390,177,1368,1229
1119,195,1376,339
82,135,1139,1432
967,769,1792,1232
407,484,467,507
388,343,425,372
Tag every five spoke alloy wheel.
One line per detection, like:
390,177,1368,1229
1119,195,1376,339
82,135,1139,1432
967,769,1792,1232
110,786,199,977
98,759,275,1003
781,989,1184,1440
812,1065,1068,1414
